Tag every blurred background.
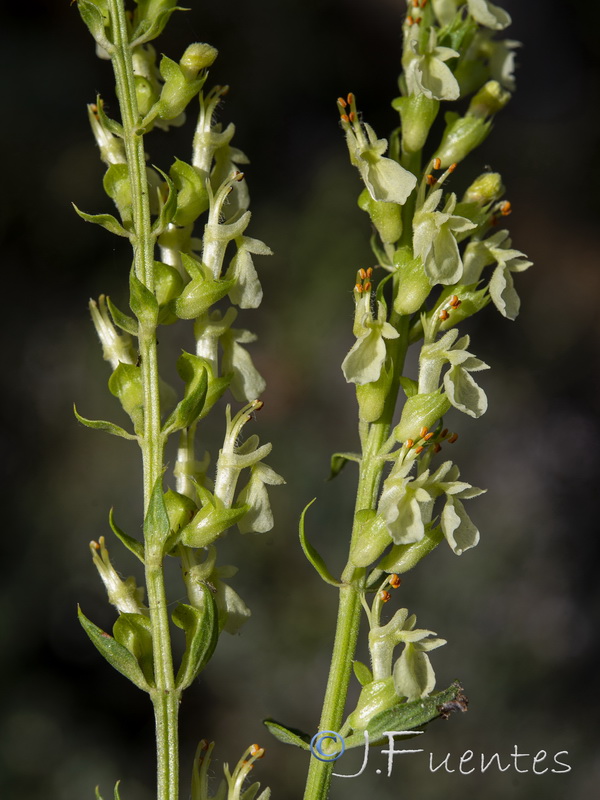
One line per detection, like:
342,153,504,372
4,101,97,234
1,0,599,798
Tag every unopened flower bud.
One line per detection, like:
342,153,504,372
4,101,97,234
358,188,403,244
468,80,511,118
462,172,504,205
179,43,218,80
393,248,431,316
392,94,439,154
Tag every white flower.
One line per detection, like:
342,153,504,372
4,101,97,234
341,300,399,385
406,28,460,101
236,462,285,534
413,189,476,285
345,120,417,205
467,0,511,30
378,461,435,545
226,235,272,309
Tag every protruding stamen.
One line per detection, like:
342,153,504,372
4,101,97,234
415,445,424,454
366,267,373,278
449,162,457,172
250,744,265,759
426,174,436,186
433,443,442,453
364,281,372,292
433,157,441,170
405,439,414,449
424,432,434,441
406,15,414,25
501,201,512,216
348,111,356,122
341,113,349,123
355,283,364,293
448,433,459,444
359,268,367,280
439,309,449,321
337,97,347,108
441,428,448,438
419,426,429,438
347,92,354,105
380,590,392,603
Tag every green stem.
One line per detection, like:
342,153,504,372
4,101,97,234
108,2,179,799
303,318,410,800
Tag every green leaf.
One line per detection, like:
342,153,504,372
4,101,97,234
162,352,208,434
173,593,218,690
113,613,154,686
131,4,186,47
151,167,179,234
72,204,129,237
344,681,466,748
73,404,137,440
144,476,171,549
95,787,104,800
154,261,184,307
113,782,122,800
399,376,418,398
77,0,112,50
353,660,373,687
78,606,150,691
109,508,145,563
106,297,138,336
129,269,159,328
328,452,361,481
262,719,311,751
96,95,123,137
299,499,341,587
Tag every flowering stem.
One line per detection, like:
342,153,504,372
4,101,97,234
108,1,178,798
303,316,410,800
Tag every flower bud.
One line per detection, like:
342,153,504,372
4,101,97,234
179,43,218,80
394,391,451,442
433,112,491,169
462,172,504,205
349,510,392,568
357,188,403,244
469,80,511,118
393,247,431,316
135,75,158,117
379,526,444,574
392,94,439,154
347,677,397,731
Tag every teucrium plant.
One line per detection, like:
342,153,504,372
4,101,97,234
75,2,276,799
74,2,529,800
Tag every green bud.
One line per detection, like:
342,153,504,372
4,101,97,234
154,260,184,309
108,363,144,433
135,75,158,118
103,164,132,226
152,55,205,122
164,489,197,539
392,94,439,154
433,111,491,169
394,391,451,442
356,359,393,423
358,188,403,244
113,613,154,686
180,502,249,549
347,677,397,732
169,158,209,226
349,510,392,568
462,172,505,205
379,526,444,574
469,80,511,119
393,247,431,316
179,43,218,80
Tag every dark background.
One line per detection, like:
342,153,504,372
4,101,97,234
1,0,599,798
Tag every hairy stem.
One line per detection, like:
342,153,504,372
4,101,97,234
303,317,410,800
108,1,179,798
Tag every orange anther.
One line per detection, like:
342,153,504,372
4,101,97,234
426,174,436,186
433,157,441,170
254,400,264,411
449,162,457,172
448,433,459,444
439,309,449,321
441,428,448,438
412,0,419,6
405,439,414,449
414,16,422,23
250,744,265,758
415,445,424,455
449,295,458,306
380,590,392,603
347,92,354,105
90,540,100,550
359,268,367,280
421,0,428,7
424,432,434,441
433,443,442,453
364,281,372,292
337,97,347,108
355,283,364,293
501,201,512,216
389,574,402,589
419,426,428,438
366,267,373,277
198,740,209,751
341,114,349,123
235,171,245,181
348,111,356,122
406,15,414,25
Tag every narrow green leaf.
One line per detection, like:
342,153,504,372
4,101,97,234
109,509,145,563
130,6,186,47
96,96,123,137
344,681,466,749
77,0,112,50
72,204,129,237
129,269,159,328
162,352,208,434
73,404,137,440
328,452,361,481
106,297,138,336
151,166,179,234
78,606,149,691
95,787,105,800
113,613,154,686
144,476,171,549
173,592,218,690
299,499,342,587
113,781,122,800
262,719,311,751
353,660,373,687
399,376,418,398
